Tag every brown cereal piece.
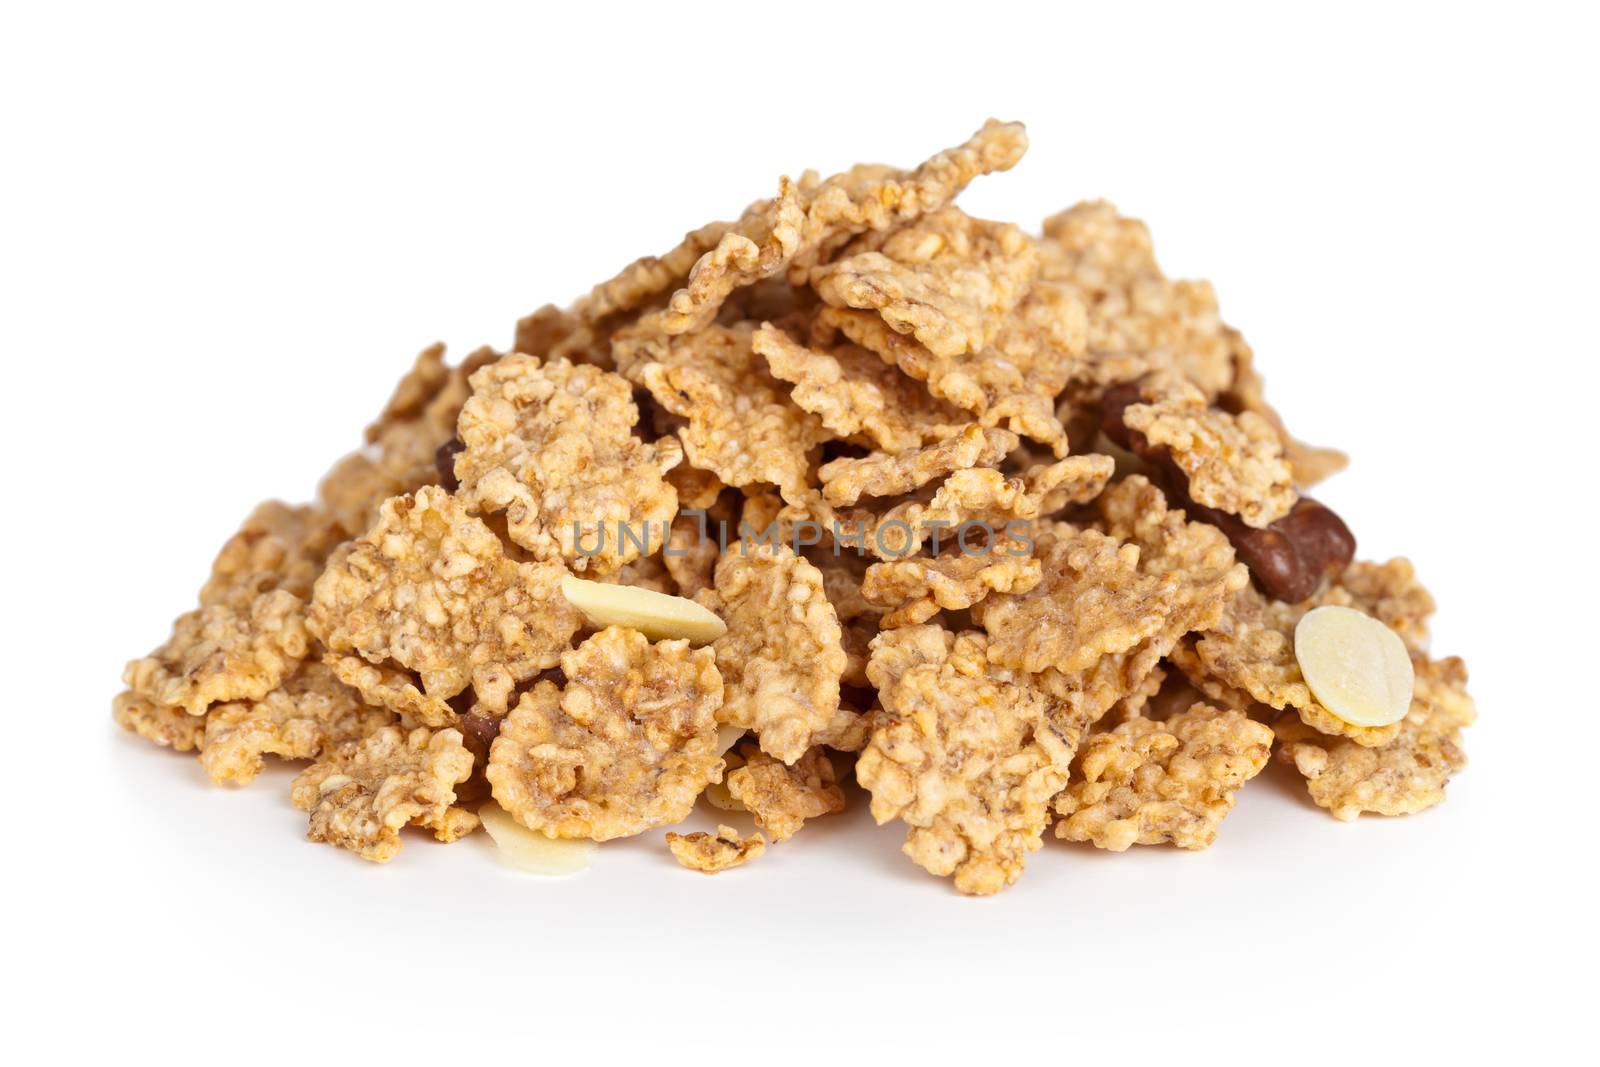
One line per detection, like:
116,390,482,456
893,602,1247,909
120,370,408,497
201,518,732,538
653,121,1029,336
698,544,847,764
1013,477,1248,727
822,305,1069,454
308,486,581,715
817,425,1017,507
1054,702,1273,850
1193,559,1436,746
200,660,391,785
289,725,477,862
753,322,969,452
974,523,1172,674
845,454,1113,560
123,581,311,717
863,537,1041,628
811,207,1041,362
1277,654,1475,820
638,325,829,505
323,653,456,729
1167,637,1257,712
485,628,724,840
858,626,1077,895
576,220,736,325
1038,202,1236,395
318,344,486,537
1123,376,1297,528
201,500,347,604
112,690,206,752
665,825,767,873
725,743,846,842
453,354,680,575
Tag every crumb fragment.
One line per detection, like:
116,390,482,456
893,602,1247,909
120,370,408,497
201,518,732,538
290,725,477,862
1054,703,1272,850
666,825,767,872
485,628,724,840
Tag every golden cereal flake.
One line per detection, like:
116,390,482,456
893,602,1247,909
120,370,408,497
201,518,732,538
654,120,1029,336
810,207,1041,362
1277,654,1475,820
201,500,347,604
725,743,846,842
124,581,311,717
666,825,767,873
324,653,457,729
638,325,829,504
1010,477,1247,727
113,690,206,752
485,628,724,840
863,537,1041,628
200,660,391,785
752,322,969,453
698,544,847,765
822,305,1068,454
974,523,1172,674
818,425,1017,507
454,354,680,575
1054,703,1272,850
1039,202,1236,395
1123,376,1297,527
290,725,477,862
308,486,581,715
1193,559,1437,746
858,626,1078,895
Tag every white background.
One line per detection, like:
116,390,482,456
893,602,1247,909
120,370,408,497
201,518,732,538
4,2,1595,1061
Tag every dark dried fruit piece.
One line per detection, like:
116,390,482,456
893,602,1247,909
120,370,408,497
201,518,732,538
434,437,465,491
1100,385,1353,602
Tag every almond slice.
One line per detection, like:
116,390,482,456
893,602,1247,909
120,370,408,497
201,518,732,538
1294,605,1414,728
560,574,727,644
479,801,596,876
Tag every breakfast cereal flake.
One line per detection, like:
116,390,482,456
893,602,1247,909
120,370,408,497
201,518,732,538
290,724,477,862
699,544,846,764
485,628,724,840
308,486,580,714
1054,703,1272,850
817,425,1017,507
201,659,391,785
454,353,681,575
858,626,1077,895
863,536,1041,628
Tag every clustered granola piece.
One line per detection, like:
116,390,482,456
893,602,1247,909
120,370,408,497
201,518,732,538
116,121,1476,891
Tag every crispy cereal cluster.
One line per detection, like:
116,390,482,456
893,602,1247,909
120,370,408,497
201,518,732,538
116,121,1475,892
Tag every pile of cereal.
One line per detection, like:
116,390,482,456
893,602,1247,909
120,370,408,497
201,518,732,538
115,121,1475,894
